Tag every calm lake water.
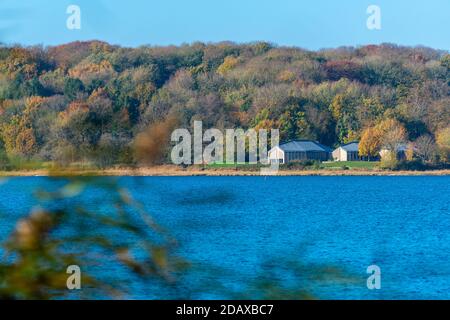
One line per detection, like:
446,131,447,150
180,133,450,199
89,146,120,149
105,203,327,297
0,176,449,299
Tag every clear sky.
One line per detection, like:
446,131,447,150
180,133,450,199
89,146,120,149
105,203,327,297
0,0,448,50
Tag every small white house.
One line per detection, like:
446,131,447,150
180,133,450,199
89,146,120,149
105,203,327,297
268,145,286,164
332,142,360,161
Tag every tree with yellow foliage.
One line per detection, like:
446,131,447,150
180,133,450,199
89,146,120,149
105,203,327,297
359,126,382,160
217,56,239,75
436,126,450,163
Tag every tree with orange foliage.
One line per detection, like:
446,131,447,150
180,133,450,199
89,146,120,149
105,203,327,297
0,97,43,158
0,115,37,158
15,127,37,156
134,115,179,165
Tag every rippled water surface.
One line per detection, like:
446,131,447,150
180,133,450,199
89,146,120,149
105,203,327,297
1,176,449,299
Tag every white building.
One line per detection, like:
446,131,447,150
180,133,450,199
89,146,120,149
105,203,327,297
332,142,361,161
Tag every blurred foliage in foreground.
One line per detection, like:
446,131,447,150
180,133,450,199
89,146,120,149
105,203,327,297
0,171,358,299
0,173,187,299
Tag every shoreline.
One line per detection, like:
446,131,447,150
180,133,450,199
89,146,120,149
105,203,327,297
0,166,449,177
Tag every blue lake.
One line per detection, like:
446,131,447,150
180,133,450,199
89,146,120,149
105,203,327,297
0,176,449,299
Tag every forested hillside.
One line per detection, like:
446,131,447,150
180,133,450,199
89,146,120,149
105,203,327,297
0,41,449,166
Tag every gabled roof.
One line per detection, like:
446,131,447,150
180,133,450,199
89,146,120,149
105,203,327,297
339,141,359,152
277,140,332,153
381,144,408,151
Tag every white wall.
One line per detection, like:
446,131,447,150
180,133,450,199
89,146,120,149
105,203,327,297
332,147,348,161
268,147,284,163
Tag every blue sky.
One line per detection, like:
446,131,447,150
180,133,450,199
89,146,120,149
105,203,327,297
0,0,448,50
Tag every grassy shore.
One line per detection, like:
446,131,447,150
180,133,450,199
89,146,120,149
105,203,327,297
0,165,449,177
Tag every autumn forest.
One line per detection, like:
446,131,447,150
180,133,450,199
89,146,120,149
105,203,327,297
0,41,449,168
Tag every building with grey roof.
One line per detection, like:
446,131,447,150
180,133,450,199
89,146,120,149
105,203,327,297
268,140,332,164
332,142,361,161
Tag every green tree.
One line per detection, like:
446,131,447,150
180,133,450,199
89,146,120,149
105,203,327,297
63,78,85,101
